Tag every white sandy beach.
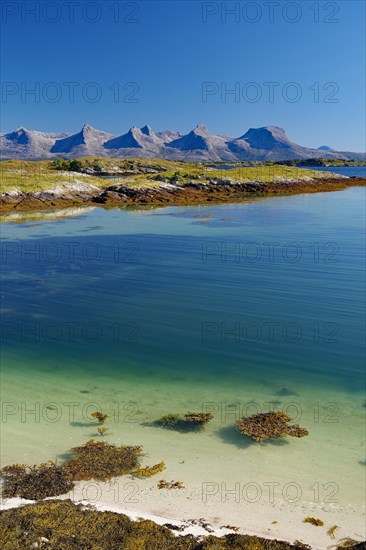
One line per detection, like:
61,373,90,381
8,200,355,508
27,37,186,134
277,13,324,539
2,469,365,550
1,368,365,549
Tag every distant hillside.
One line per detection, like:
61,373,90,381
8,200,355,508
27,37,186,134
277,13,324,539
1,124,365,162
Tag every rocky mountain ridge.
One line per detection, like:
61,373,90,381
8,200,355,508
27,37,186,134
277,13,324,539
1,124,364,161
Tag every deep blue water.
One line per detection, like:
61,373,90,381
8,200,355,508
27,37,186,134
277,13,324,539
1,187,365,394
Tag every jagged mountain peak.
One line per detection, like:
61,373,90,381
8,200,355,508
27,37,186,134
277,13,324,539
193,122,210,134
51,124,112,154
14,126,28,133
167,123,220,151
81,123,98,134
81,124,111,137
104,125,163,151
4,126,50,146
1,123,364,161
238,126,291,150
140,125,154,136
5,127,30,144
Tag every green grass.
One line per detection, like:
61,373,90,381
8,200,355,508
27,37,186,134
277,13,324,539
0,160,110,193
0,158,336,194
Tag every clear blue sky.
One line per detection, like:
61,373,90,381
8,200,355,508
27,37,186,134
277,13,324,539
1,0,365,151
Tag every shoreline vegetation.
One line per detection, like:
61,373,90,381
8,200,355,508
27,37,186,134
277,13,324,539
1,413,364,548
1,499,364,550
0,157,365,214
1,162,365,548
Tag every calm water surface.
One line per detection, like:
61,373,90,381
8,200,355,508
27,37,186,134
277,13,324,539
0,187,365,526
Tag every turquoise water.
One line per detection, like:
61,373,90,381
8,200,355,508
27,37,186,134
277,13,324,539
1,188,365,392
0,188,365,538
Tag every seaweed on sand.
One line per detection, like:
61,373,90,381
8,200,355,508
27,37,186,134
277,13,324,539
156,412,213,432
236,411,309,442
1,461,74,500
0,500,364,550
133,461,166,478
1,440,164,499
334,539,366,549
157,479,185,489
304,517,324,526
64,439,143,481
328,525,339,539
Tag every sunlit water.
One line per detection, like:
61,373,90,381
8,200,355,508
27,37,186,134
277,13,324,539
0,187,365,532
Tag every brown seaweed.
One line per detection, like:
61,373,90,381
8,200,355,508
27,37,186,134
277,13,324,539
155,411,213,432
133,461,166,478
0,499,364,550
236,411,309,442
64,439,142,481
1,461,74,500
158,479,185,489
90,411,110,424
304,517,324,526
328,525,339,539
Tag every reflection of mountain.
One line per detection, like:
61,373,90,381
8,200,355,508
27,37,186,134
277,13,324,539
1,123,365,161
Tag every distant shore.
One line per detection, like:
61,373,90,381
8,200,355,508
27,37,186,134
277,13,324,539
1,175,365,215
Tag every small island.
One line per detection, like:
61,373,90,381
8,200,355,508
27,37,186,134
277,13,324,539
0,157,365,214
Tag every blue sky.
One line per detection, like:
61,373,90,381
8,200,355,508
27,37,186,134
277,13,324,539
1,0,365,150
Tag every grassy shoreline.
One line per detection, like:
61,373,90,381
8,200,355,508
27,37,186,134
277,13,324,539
0,158,365,214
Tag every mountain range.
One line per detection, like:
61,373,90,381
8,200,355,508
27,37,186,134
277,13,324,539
1,123,364,162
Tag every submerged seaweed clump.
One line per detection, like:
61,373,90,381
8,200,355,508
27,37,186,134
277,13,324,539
1,461,74,500
90,411,110,424
64,439,143,481
184,412,213,426
236,411,309,442
158,414,181,428
156,411,213,432
97,427,110,436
